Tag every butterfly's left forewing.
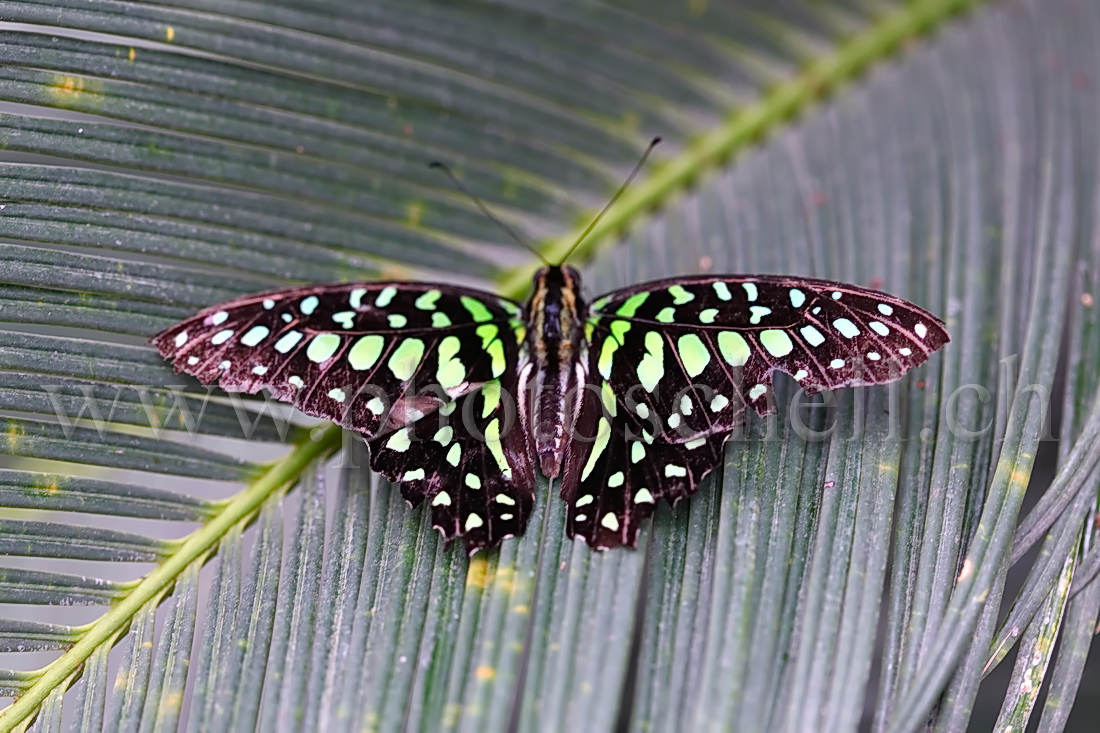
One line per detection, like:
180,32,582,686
563,274,949,549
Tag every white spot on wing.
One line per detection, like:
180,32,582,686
299,296,319,315
274,330,303,354
833,319,859,339
801,325,825,347
749,306,771,324
240,325,270,346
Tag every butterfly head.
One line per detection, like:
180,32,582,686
532,264,584,295
528,264,586,327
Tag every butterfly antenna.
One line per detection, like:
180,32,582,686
428,161,551,266
557,136,661,266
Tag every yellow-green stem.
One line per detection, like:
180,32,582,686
499,0,991,299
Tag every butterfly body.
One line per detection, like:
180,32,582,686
523,265,587,477
153,268,948,554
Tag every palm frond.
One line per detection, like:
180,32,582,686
3,1,1099,732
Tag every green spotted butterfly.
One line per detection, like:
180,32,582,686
153,144,949,554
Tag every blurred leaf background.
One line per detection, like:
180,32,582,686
1,0,1099,731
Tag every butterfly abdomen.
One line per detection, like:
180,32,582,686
524,266,588,477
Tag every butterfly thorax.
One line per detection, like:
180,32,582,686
523,265,588,478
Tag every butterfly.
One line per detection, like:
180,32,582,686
151,141,949,555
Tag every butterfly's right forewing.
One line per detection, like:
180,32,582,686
151,282,525,440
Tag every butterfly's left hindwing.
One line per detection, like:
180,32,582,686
563,274,949,549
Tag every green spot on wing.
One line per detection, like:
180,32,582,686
749,306,771,324
718,331,750,367
487,344,505,377
615,292,649,317
476,324,506,377
609,320,631,342
759,329,794,358
375,287,397,307
637,331,665,392
600,381,617,416
656,307,675,323
581,417,611,481
306,333,341,363
480,382,502,418
348,335,385,370
388,338,425,380
386,428,411,452
415,290,441,310
668,285,694,305
599,337,619,379
435,335,466,389
484,419,512,478
462,296,494,323
677,333,711,378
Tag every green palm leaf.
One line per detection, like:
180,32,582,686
2,0,1099,731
